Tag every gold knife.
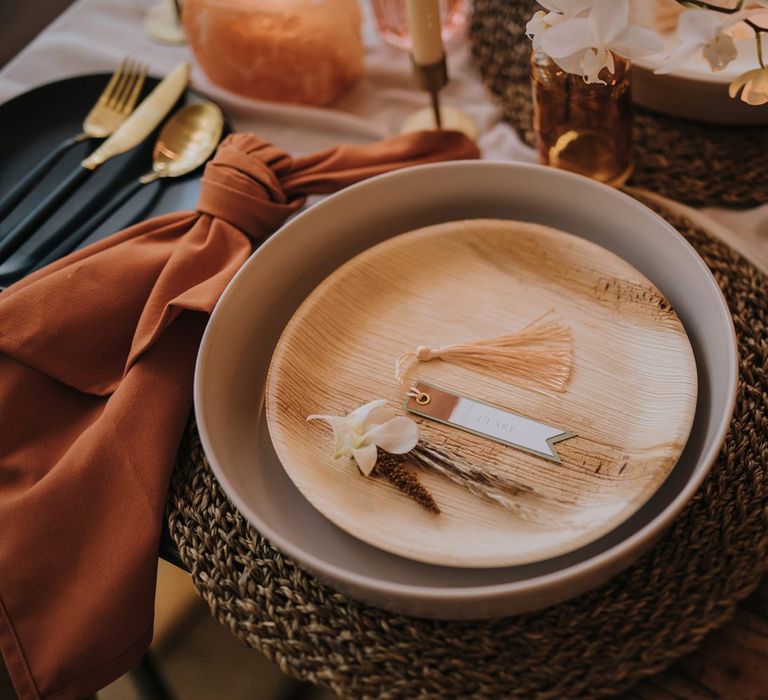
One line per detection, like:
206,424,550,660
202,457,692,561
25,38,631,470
82,61,190,170
0,62,190,262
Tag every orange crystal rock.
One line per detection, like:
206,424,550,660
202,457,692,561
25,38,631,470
183,0,364,106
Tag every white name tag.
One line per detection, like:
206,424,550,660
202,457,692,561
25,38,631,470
405,382,574,463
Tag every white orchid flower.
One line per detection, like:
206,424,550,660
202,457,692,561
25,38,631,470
526,11,557,50
307,400,419,476
656,9,739,75
526,1,596,51
729,66,768,105
537,0,597,15
539,0,664,84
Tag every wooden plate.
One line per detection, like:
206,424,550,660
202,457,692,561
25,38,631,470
265,219,698,568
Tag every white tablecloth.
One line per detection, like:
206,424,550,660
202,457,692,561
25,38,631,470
1,0,767,271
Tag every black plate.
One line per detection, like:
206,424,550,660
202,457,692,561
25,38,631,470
0,73,223,270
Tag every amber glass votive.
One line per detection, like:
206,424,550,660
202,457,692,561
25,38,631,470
183,0,364,106
531,50,633,187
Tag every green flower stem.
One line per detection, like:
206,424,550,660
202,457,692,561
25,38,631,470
744,19,768,68
677,0,746,13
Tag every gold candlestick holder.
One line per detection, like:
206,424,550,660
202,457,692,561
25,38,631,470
411,54,448,127
402,53,476,138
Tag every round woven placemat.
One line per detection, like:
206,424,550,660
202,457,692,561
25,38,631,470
166,203,768,699
467,0,768,209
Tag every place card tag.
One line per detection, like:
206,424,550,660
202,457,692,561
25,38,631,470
405,382,575,463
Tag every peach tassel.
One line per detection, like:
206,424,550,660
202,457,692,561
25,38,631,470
395,314,573,393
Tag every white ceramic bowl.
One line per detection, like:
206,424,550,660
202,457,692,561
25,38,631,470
633,54,768,125
195,162,737,619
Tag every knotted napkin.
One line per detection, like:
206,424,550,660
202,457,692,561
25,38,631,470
0,130,479,700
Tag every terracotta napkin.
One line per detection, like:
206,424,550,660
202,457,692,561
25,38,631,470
0,130,480,700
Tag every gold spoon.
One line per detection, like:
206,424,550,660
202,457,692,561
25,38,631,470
2,102,224,286
138,102,223,184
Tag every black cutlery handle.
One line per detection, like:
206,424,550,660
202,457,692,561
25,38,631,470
0,135,87,221
0,178,147,290
0,165,92,262
0,256,33,290
35,178,146,266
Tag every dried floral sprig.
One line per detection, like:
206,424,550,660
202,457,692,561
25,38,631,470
308,401,576,520
371,449,440,514
409,441,574,523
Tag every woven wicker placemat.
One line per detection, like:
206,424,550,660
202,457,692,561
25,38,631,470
468,0,768,209
166,203,768,699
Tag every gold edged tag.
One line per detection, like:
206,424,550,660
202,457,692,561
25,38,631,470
405,382,575,463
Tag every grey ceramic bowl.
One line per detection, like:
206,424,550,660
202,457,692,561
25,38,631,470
194,162,737,619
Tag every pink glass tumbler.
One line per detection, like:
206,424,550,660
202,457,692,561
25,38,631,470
371,0,468,50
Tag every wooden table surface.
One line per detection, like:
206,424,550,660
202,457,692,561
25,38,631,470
1,573,766,699
623,576,768,700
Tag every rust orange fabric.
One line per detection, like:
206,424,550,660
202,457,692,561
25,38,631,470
0,130,480,700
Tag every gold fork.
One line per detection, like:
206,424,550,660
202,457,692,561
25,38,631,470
77,58,148,140
0,59,148,220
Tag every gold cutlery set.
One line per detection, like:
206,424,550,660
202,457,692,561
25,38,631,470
0,58,149,221
0,60,224,287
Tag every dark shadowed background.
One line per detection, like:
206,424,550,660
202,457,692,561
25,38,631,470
0,1,75,67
